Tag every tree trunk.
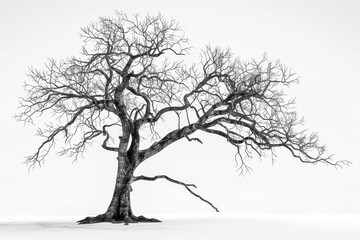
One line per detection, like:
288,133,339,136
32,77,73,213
103,153,133,221
77,154,160,224
77,90,160,224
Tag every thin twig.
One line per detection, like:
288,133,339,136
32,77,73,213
185,134,203,144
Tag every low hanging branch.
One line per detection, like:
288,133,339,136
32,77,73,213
132,175,219,212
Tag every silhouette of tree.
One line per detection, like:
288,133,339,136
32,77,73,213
16,12,348,224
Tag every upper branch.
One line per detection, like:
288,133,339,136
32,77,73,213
138,46,347,172
17,13,347,172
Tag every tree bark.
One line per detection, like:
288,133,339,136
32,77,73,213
104,153,133,221
78,122,160,225
78,86,161,224
77,153,160,224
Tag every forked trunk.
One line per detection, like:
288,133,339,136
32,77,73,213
78,91,160,224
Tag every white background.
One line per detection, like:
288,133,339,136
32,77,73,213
1,0,359,226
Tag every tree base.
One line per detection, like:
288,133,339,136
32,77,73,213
77,213,161,225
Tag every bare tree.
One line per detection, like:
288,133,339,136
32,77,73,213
16,12,349,224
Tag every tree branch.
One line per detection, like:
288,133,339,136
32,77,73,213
25,104,92,168
185,134,203,144
139,123,199,162
101,129,120,152
132,175,219,212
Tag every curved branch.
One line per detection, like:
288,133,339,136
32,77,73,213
101,123,120,152
135,75,218,126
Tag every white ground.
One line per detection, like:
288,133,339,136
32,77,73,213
1,214,359,240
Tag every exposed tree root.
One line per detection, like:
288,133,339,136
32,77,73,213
77,213,161,225
130,214,161,223
77,214,107,224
